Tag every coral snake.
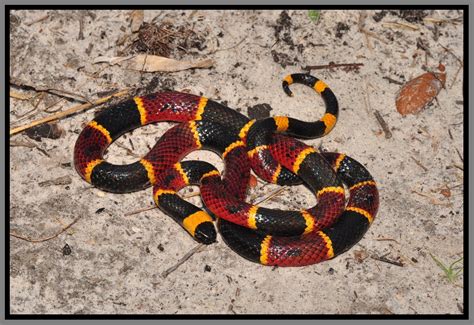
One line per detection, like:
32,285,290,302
74,74,379,267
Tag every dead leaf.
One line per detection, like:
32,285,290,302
94,54,214,72
412,189,452,206
440,187,451,198
396,64,446,116
353,249,368,263
38,176,72,187
93,55,134,65
130,10,144,33
126,54,214,72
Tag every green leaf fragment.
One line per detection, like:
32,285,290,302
308,10,321,23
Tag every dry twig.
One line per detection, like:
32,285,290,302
77,14,85,40
10,215,83,243
450,164,463,171
455,147,463,163
10,90,34,100
410,156,428,172
209,35,248,54
358,12,388,50
371,253,404,267
373,110,392,139
124,206,156,217
25,14,49,26
161,244,207,278
382,21,419,31
439,43,464,89
9,138,37,148
412,190,452,206
12,92,46,124
10,88,131,136
251,186,288,205
423,16,463,25
303,62,364,71
382,76,404,85
44,98,67,114
114,142,142,158
375,237,400,244
11,79,90,103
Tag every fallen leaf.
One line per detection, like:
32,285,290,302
395,64,446,116
440,187,451,198
93,55,134,65
126,54,214,72
38,175,72,187
93,54,214,72
353,249,368,263
130,10,144,33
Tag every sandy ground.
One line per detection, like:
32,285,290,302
9,9,464,315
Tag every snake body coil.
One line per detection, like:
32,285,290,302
74,74,379,267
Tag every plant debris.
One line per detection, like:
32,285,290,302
371,253,405,267
373,110,393,139
129,10,144,33
132,21,206,58
383,21,420,31
372,10,389,22
25,122,63,141
395,64,446,116
38,176,72,187
94,54,214,72
271,50,297,68
10,214,83,243
129,55,213,72
10,88,131,136
303,62,363,72
440,187,452,198
335,22,350,38
143,74,177,94
308,10,321,23
161,244,207,278
274,10,293,47
247,103,273,120
394,10,430,23
353,249,369,263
